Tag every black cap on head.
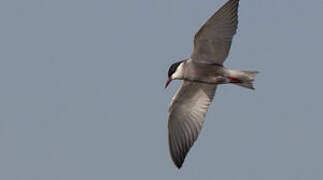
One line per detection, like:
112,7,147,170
168,61,184,78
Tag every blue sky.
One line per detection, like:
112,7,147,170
1,0,323,179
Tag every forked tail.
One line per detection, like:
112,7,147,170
227,70,259,90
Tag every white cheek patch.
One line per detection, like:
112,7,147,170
171,63,184,79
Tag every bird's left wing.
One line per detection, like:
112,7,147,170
191,0,239,65
168,81,217,168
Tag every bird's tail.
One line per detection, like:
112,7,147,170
226,70,259,90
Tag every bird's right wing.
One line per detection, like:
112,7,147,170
168,81,217,168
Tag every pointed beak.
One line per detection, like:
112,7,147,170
165,78,172,88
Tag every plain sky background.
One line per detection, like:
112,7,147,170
1,0,323,179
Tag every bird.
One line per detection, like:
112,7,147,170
165,0,258,169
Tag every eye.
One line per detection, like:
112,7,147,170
168,65,176,77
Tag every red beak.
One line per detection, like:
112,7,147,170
165,78,172,88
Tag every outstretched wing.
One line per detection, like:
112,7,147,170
192,0,239,65
168,81,217,168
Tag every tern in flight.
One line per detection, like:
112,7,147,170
165,0,258,168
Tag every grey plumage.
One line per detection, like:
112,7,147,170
166,0,258,169
168,81,216,168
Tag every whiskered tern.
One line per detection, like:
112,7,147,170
165,0,258,168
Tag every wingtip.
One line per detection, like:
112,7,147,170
174,161,184,169
175,164,182,169
170,153,185,169
169,149,185,169
174,160,183,169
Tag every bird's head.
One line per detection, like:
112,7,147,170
165,60,185,88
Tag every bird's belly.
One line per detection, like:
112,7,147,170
185,74,229,84
183,62,228,84
201,75,228,84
